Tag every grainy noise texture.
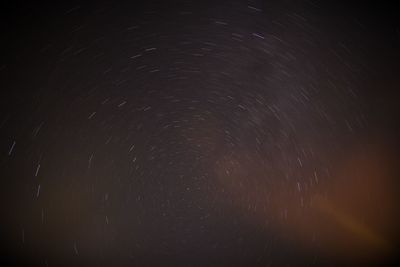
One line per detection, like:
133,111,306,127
0,0,399,266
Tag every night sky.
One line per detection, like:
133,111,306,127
1,1,399,266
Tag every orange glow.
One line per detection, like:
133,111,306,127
214,141,399,263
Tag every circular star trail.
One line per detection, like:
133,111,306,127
0,1,399,266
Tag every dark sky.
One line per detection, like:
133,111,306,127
1,1,399,266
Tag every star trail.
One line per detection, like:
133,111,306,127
0,0,399,266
